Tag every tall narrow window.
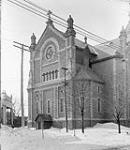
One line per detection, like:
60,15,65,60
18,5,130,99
35,93,39,114
97,86,100,93
48,100,50,113
46,72,49,81
36,102,38,114
60,98,63,112
52,71,55,79
97,98,101,113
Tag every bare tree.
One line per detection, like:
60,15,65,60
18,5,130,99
113,102,124,134
60,53,90,134
58,85,68,133
74,79,89,134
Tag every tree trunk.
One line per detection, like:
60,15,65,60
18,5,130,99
81,110,84,134
117,119,121,134
41,120,44,139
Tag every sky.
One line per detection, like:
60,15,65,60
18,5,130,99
1,0,130,116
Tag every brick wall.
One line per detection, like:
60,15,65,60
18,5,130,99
34,60,40,84
126,48,130,119
92,59,114,119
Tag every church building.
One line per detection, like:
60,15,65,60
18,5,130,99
27,14,130,128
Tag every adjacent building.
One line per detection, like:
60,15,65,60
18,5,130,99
27,15,130,128
1,91,13,125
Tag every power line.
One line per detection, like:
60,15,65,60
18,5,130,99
7,0,48,20
22,0,106,41
7,0,121,50
6,0,113,44
23,0,120,48
23,0,48,13
6,0,67,30
23,0,121,49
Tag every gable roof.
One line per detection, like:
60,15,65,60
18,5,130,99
35,114,52,122
35,23,66,50
95,38,120,59
75,38,98,55
75,67,103,83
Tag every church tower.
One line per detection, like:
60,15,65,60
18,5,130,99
118,13,130,122
27,33,36,127
125,13,130,121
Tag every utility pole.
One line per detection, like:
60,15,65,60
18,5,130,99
62,67,68,132
0,0,1,129
13,41,30,127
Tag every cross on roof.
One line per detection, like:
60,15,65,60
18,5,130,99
47,10,52,19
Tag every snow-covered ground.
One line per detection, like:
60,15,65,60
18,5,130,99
0,123,130,150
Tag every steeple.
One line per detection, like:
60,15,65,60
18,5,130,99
119,26,127,48
65,15,76,37
126,11,130,33
125,12,130,45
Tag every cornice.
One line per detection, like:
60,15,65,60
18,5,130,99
91,54,123,64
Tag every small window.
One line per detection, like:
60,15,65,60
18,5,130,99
97,86,100,93
49,71,51,80
97,98,101,113
42,73,45,82
46,72,49,81
48,100,50,113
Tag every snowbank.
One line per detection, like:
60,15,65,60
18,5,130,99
94,122,128,129
0,123,130,150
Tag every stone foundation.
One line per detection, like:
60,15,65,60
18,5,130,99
52,119,130,129
27,120,36,128
28,118,130,129
53,120,73,129
53,119,102,129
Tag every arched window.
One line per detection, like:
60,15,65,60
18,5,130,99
52,71,55,79
42,73,45,82
55,70,58,79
